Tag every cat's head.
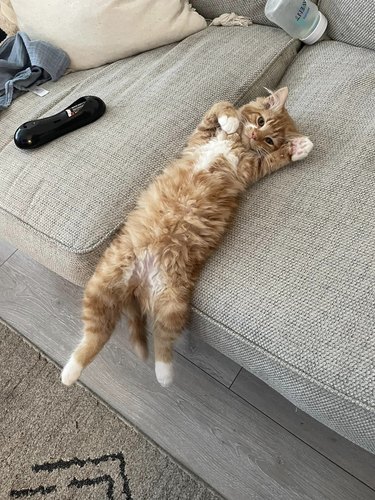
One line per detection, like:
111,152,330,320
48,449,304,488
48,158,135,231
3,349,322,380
239,87,301,154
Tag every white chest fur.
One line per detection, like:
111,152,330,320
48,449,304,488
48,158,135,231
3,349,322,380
194,134,238,172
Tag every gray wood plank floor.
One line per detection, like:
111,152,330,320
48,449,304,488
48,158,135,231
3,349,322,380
175,332,240,387
0,241,374,499
0,239,16,266
231,368,375,490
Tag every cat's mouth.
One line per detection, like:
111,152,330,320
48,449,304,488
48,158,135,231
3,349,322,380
249,138,262,153
241,132,263,155
249,141,266,158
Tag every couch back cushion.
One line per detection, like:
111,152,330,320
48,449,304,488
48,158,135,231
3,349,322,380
191,0,319,28
8,0,207,70
190,0,272,25
319,0,374,51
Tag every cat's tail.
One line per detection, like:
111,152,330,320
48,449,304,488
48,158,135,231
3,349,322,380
125,292,148,361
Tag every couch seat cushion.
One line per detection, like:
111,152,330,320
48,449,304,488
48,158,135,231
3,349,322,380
191,40,375,452
0,25,299,284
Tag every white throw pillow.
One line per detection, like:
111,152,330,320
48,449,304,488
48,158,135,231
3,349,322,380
0,0,18,35
9,0,207,70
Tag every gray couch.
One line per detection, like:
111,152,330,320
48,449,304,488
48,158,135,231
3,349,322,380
1,0,374,453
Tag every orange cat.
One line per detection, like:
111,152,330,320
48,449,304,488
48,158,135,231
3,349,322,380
62,87,313,387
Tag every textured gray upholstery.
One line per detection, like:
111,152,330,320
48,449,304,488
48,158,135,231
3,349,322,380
319,0,375,51
191,0,317,26
191,0,273,25
192,40,375,452
0,25,299,284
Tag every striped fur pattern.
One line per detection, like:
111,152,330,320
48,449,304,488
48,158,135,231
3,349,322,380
61,87,313,387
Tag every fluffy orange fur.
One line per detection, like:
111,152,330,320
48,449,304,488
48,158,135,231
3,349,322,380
61,87,313,387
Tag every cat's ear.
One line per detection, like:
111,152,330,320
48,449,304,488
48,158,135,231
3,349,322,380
264,87,289,110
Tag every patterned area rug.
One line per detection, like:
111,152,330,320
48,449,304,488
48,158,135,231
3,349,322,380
0,322,221,499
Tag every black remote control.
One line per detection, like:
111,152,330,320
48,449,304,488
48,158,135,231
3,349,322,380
14,96,106,149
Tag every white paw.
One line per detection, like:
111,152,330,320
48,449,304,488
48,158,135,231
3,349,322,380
61,357,83,386
155,361,173,387
291,136,313,161
218,115,239,134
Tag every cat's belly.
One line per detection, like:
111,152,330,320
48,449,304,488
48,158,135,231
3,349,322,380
123,250,165,303
194,135,238,172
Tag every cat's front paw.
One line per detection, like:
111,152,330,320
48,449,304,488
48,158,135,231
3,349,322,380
61,357,83,386
291,136,313,161
218,115,240,134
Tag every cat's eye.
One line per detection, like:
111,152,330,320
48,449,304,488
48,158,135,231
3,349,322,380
265,137,274,145
257,116,265,127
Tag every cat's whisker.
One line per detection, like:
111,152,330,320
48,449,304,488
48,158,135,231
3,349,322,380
257,145,269,158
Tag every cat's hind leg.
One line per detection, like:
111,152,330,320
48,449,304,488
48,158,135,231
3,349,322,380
61,280,125,385
151,288,189,387
61,242,134,386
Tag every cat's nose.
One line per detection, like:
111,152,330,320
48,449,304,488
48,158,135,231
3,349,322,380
251,130,257,140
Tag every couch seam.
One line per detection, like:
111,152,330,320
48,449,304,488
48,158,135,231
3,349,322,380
0,205,109,254
233,37,300,106
191,305,375,413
